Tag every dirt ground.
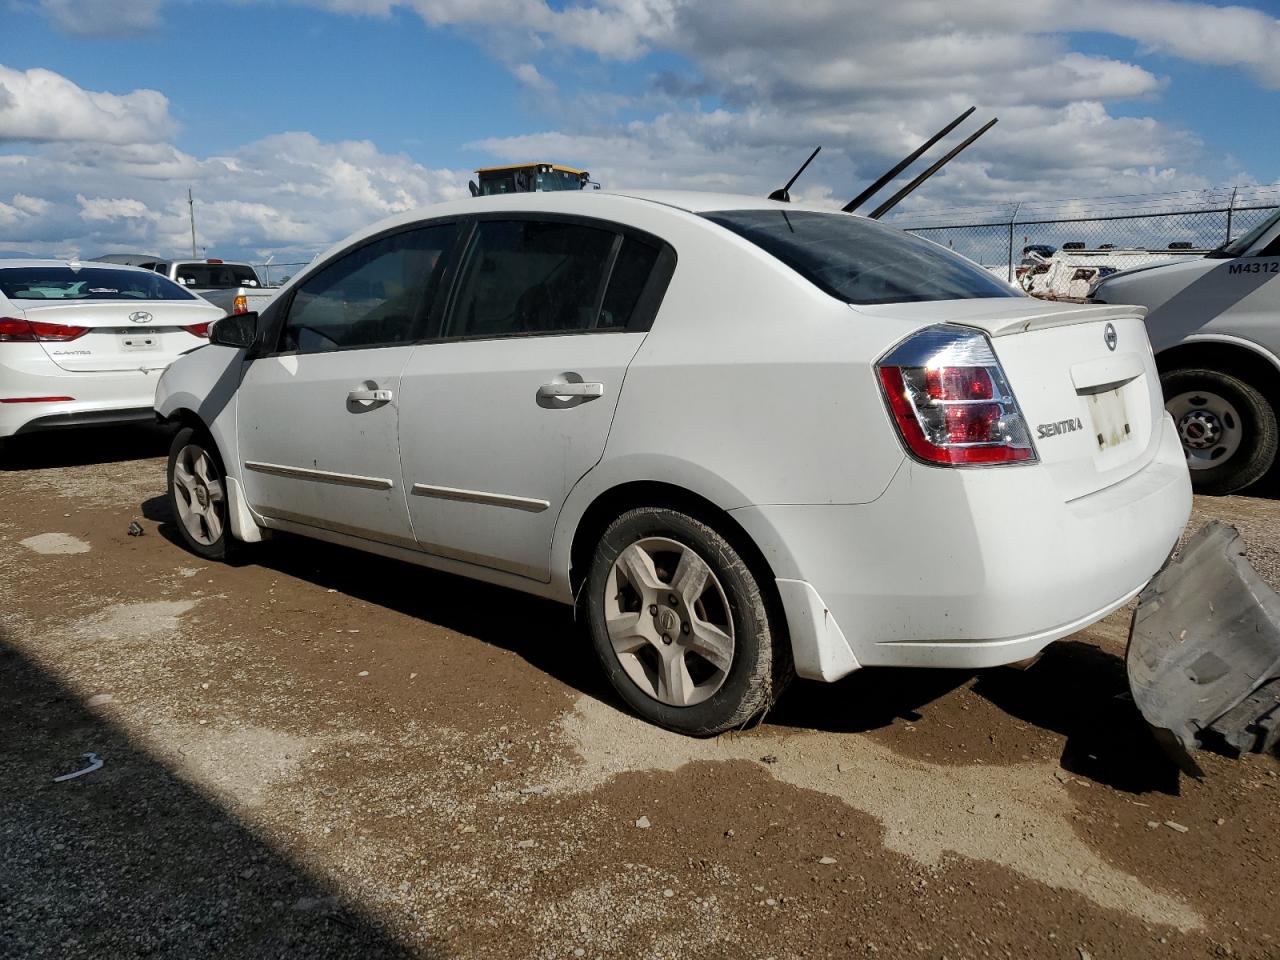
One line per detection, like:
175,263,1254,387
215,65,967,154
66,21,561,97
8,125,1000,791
1,424,1277,960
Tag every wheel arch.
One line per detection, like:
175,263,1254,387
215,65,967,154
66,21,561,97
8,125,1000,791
1156,337,1280,405
566,479,782,607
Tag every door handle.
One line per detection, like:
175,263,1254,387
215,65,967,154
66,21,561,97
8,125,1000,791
537,381,604,400
348,388,393,403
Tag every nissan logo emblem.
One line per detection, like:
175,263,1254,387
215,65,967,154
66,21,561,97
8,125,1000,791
1103,322,1117,352
129,311,153,324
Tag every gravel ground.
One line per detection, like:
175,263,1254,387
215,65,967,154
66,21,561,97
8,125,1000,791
1,425,1277,960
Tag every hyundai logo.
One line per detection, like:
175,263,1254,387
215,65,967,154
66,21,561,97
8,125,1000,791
129,311,153,324
1103,322,1117,352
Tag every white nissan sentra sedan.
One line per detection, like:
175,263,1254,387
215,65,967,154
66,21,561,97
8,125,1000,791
155,191,1192,735
0,260,224,444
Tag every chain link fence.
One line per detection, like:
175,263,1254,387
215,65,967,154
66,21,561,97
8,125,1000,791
896,193,1278,286
250,261,313,286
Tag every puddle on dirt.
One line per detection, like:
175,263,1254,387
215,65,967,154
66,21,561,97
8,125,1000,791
75,599,199,642
20,532,91,555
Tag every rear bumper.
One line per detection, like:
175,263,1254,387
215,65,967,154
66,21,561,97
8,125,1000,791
732,415,1192,679
12,406,158,434
0,350,165,438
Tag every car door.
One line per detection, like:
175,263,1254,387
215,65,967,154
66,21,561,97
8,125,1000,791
236,222,459,546
397,216,675,580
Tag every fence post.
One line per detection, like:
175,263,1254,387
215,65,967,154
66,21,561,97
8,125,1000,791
1006,202,1020,283
1225,186,1237,245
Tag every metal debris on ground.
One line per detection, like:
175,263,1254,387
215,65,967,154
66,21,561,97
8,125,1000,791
53,752,104,782
1128,521,1280,776
127,521,144,536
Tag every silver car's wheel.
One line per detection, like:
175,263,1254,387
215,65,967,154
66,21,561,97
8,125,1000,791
604,536,735,707
173,443,226,545
1166,389,1244,471
167,426,234,560
585,506,792,736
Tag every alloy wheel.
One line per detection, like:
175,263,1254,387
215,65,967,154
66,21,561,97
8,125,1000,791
603,536,735,707
172,443,226,546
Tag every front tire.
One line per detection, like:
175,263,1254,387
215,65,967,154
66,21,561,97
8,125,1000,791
167,426,234,560
584,506,791,736
1162,368,1278,495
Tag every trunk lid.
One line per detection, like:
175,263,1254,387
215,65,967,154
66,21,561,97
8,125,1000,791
11,300,222,372
861,299,1165,502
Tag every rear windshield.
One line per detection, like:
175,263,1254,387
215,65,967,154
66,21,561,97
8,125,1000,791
704,209,1021,305
173,263,261,288
0,266,196,301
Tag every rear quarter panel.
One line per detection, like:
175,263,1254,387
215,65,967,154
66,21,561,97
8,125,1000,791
550,208,923,591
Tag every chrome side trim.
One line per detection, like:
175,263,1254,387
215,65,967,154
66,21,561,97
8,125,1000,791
411,482,549,514
244,460,394,491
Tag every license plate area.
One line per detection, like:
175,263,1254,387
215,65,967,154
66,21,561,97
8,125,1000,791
120,333,160,352
1084,385,1132,451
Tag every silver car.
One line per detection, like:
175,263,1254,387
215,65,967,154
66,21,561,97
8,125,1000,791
1092,207,1280,494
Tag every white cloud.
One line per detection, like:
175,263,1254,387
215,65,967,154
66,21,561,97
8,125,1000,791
5,2,1278,259
0,65,174,144
511,62,554,93
0,111,470,260
39,0,164,37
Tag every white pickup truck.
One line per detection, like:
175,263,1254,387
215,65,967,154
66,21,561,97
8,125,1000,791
92,255,278,317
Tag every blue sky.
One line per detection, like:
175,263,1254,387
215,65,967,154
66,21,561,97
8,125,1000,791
1,0,1277,261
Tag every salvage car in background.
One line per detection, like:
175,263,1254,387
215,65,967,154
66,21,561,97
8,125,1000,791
1091,207,1280,494
0,260,222,446
155,191,1191,735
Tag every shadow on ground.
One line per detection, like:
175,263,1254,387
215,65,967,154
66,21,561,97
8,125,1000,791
139,485,1188,794
975,641,1182,794
1,423,173,471
0,632,433,959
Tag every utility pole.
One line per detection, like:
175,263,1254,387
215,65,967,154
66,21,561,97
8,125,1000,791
1007,201,1021,283
188,187,197,258
1225,186,1238,246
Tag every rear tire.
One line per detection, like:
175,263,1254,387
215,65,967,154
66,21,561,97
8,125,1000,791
584,506,792,736
1162,368,1278,496
167,426,235,561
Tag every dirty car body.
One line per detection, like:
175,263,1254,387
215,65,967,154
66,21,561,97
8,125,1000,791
155,190,1192,734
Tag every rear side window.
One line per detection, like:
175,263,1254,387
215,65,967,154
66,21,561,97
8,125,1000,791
598,237,661,329
447,220,617,338
281,223,457,354
0,267,195,301
704,210,1021,305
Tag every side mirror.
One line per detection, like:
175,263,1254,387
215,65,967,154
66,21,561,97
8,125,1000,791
468,179,479,197
209,311,259,350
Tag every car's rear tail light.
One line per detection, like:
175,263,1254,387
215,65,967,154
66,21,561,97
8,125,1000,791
877,325,1036,466
182,322,212,338
0,317,89,342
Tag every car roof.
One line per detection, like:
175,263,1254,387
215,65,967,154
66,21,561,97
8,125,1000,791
0,259,164,274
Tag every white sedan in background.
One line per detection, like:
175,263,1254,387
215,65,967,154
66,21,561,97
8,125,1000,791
0,260,223,445
156,191,1192,735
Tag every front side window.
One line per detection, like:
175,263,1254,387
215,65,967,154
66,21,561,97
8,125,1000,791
704,210,1022,305
447,219,617,338
281,223,457,354
0,266,195,301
